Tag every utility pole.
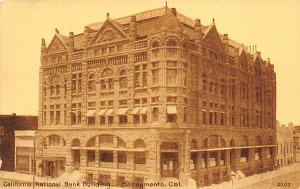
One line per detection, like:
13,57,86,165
33,131,36,189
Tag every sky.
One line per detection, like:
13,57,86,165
0,0,299,125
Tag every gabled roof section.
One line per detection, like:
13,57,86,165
153,8,183,32
239,47,248,64
45,33,68,54
203,22,225,50
89,18,128,46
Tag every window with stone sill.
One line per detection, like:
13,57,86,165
87,150,95,165
133,115,140,124
87,117,95,126
134,152,146,164
119,77,127,89
100,151,113,162
142,114,147,123
87,73,96,92
118,152,127,163
152,107,159,122
119,115,127,125
167,114,176,123
108,116,113,125
100,116,105,125
152,70,159,85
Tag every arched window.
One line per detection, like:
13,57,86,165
240,135,248,146
119,70,127,89
190,139,198,150
101,68,114,91
87,137,96,147
166,39,177,47
256,136,262,145
230,139,235,147
71,138,80,147
47,135,65,146
87,73,96,92
152,41,159,48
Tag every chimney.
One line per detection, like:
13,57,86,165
256,51,261,58
41,38,46,53
194,18,202,45
129,15,137,42
223,34,228,40
68,32,74,52
171,8,177,16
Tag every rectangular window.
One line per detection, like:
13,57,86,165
167,69,177,85
152,70,159,85
119,115,127,125
100,116,105,125
152,107,158,122
87,117,95,126
108,116,113,125
202,111,207,125
100,151,113,162
50,111,54,125
56,111,60,125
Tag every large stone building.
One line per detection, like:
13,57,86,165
276,122,293,167
0,114,37,172
35,6,277,187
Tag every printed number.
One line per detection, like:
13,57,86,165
277,183,291,187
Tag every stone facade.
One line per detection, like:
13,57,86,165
36,6,276,187
276,122,293,167
0,114,37,171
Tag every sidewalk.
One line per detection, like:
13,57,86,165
201,163,300,189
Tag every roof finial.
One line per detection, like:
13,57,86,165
106,12,110,19
213,18,215,23
55,28,59,34
165,1,168,12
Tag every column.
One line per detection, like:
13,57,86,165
206,151,211,185
80,149,87,168
95,150,99,168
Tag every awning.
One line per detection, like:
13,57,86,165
117,108,128,115
105,109,114,116
97,109,106,116
167,106,177,114
140,107,147,114
132,107,140,114
86,110,96,117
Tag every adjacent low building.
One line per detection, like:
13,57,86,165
0,114,37,171
293,125,300,162
276,122,293,167
14,130,36,174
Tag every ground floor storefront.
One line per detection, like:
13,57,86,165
35,128,276,187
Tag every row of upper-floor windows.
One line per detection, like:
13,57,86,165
278,142,293,155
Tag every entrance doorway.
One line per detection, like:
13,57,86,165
44,161,54,177
161,152,179,178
